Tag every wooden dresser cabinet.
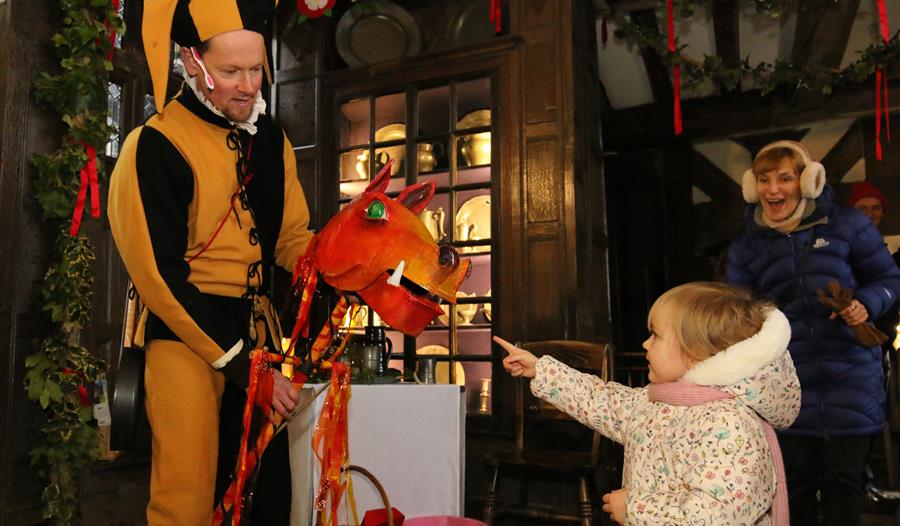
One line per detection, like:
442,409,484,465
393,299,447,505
271,0,610,427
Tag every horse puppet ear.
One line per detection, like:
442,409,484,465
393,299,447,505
364,160,394,194
396,181,436,214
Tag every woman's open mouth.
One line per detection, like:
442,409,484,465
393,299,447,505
765,198,786,214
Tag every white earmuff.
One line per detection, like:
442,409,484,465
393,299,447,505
741,140,826,203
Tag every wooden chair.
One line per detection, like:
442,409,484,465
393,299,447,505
483,340,611,526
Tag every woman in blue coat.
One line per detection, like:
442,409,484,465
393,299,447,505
726,140,900,526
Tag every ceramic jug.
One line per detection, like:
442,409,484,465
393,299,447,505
360,325,393,376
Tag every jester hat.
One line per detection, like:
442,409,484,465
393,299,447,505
142,0,279,113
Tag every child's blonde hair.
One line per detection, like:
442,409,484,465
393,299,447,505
648,282,775,363
752,147,804,178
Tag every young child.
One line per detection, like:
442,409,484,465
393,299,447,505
496,282,801,525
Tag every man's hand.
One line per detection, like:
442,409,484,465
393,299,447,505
493,336,538,379
829,298,869,326
270,370,301,421
602,488,628,525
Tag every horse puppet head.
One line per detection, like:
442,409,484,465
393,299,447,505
313,163,471,335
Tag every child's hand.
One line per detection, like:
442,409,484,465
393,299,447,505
493,336,538,378
602,488,628,525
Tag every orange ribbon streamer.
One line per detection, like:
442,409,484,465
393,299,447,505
69,143,100,237
312,362,352,525
213,295,351,524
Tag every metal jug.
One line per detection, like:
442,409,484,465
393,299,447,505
360,326,393,376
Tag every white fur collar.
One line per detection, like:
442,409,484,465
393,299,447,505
683,308,791,386
183,72,266,135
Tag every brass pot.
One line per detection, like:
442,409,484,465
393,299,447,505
355,150,390,180
417,142,444,173
459,132,491,167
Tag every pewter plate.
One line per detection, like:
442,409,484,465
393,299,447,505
336,0,422,67
445,0,496,49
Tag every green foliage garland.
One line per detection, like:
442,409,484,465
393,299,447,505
608,1,900,96
24,0,123,522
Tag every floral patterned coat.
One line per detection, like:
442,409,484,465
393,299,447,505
531,309,801,525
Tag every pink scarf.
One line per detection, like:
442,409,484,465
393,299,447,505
648,381,789,526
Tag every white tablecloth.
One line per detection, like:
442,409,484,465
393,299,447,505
289,384,466,525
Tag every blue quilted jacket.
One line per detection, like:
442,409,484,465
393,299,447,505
726,185,900,437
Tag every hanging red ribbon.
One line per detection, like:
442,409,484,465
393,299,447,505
489,0,502,34
69,143,101,237
875,0,891,160
667,0,682,135
103,0,121,61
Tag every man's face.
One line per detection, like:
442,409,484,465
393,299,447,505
854,197,884,228
182,29,265,123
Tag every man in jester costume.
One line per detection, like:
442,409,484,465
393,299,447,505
108,1,470,524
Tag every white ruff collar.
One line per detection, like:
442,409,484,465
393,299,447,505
183,73,266,135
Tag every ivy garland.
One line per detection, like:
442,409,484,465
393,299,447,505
609,0,900,96
24,0,123,523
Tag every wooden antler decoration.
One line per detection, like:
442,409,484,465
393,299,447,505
816,281,888,347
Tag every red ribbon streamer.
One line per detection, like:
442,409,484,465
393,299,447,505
489,0,501,34
667,0,682,135
875,0,891,160
69,143,100,237
103,0,120,61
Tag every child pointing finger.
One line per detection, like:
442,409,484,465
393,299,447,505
493,336,538,378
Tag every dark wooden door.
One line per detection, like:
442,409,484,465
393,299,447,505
605,147,693,386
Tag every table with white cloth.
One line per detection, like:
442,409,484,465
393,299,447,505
288,383,466,525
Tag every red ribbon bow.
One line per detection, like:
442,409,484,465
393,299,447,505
104,0,120,61
69,143,101,237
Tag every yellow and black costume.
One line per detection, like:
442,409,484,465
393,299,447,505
108,1,310,523
110,86,311,523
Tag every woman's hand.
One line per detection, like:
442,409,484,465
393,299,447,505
602,488,628,525
829,298,869,326
270,370,301,421
493,336,538,378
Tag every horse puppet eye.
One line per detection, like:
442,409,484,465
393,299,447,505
364,199,387,221
438,244,459,269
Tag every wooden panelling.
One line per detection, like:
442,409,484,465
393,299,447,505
276,80,318,148
524,41,558,124
524,0,558,29
0,0,83,518
294,147,322,229
526,221,560,240
526,239,564,338
525,138,562,224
